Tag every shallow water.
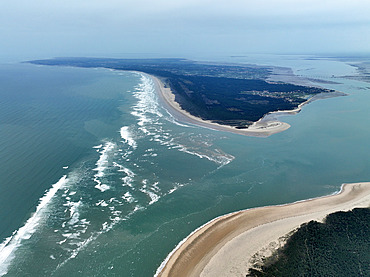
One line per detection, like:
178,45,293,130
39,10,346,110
0,56,369,276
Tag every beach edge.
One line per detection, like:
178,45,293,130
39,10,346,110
155,182,370,277
150,74,291,137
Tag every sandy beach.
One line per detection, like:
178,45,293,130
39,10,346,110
151,75,291,137
155,182,370,277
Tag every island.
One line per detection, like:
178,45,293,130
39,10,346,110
28,58,338,136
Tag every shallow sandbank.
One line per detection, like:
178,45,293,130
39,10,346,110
155,182,370,277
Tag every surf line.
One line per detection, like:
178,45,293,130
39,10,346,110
0,175,69,276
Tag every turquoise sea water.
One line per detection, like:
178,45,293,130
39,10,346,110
0,56,369,276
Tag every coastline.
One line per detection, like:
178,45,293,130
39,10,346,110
155,182,370,277
149,73,344,137
150,74,290,137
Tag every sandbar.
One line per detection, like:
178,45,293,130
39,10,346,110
155,182,370,277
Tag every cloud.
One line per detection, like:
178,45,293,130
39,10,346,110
1,0,370,58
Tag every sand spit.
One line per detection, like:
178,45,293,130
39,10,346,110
156,182,370,277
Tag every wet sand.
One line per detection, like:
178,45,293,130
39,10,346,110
155,182,370,277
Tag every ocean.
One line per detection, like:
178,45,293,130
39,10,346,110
0,55,369,276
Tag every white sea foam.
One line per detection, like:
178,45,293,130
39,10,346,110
168,183,186,194
113,162,135,187
139,185,160,205
133,205,144,212
131,74,163,129
59,189,89,253
57,239,67,245
122,192,135,203
147,191,160,205
64,200,82,226
55,201,130,272
152,182,160,192
120,126,137,149
0,176,68,276
95,184,110,192
55,233,97,270
178,146,234,167
93,142,115,192
94,142,115,177
131,74,223,167
163,108,192,128
96,200,109,207
134,75,235,169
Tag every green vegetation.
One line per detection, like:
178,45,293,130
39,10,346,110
29,58,333,128
247,208,370,277
166,75,326,127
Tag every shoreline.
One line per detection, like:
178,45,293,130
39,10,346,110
150,74,290,137
149,73,342,137
155,182,370,277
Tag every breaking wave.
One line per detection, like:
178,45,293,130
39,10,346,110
130,73,235,168
0,176,69,276
0,70,235,275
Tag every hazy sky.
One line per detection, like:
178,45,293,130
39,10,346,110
1,0,370,60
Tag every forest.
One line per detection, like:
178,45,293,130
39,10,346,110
29,58,333,127
247,208,370,277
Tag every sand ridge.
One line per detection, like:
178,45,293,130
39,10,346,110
155,182,370,277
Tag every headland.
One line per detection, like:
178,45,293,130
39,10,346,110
151,74,290,137
28,58,339,137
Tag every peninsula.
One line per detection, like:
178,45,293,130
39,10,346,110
28,58,336,136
